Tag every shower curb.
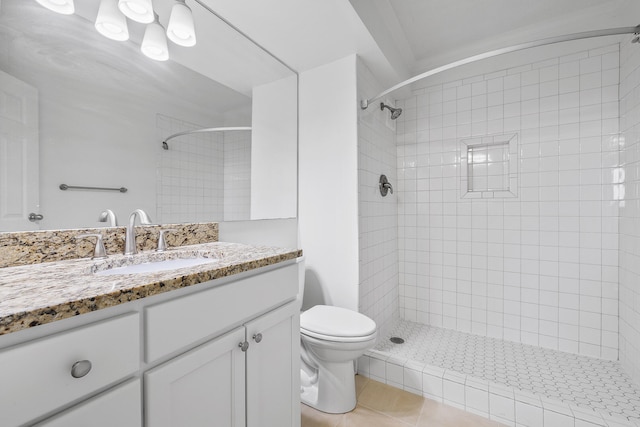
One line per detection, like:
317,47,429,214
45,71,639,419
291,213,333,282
358,349,639,427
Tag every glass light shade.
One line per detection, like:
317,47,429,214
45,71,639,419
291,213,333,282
35,0,75,15
95,0,129,41
141,18,169,61
167,0,196,47
118,0,154,24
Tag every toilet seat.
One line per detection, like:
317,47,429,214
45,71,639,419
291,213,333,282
300,305,376,342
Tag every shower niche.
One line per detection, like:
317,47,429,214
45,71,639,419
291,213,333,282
459,133,519,199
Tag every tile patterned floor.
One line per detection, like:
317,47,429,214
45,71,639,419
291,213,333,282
374,320,640,424
301,375,507,427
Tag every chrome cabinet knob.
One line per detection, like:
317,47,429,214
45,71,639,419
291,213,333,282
252,333,263,343
238,341,249,352
71,360,92,378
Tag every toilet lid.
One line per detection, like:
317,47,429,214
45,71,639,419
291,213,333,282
300,305,377,338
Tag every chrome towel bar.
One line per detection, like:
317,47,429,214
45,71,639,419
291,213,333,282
59,184,128,193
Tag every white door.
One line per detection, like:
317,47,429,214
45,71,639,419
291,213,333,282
0,70,40,231
33,379,142,427
245,301,300,427
145,327,246,427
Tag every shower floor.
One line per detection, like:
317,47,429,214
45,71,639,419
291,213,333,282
361,319,640,427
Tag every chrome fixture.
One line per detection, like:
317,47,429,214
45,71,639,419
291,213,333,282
70,360,92,378
28,213,44,222
156,229,177,252
124,209,152,256
380,102,402,120
59,184,128,193
361,25,640,110
76,233,108,259
379,174,393,196
162,126,252,150
98,209,118,227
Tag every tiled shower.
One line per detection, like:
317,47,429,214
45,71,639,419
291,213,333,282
357,35,640,426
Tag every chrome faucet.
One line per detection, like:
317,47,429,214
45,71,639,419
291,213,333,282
124,209,152,255
98,209,118,227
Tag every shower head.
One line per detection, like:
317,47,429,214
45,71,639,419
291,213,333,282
380,102,402,119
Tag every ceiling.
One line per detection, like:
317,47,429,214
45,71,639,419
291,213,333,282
205,0,640,91
351,0,640,75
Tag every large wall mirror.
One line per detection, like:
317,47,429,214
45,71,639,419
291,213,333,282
0,0,298,232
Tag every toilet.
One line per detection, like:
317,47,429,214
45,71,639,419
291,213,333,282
297,258,377,414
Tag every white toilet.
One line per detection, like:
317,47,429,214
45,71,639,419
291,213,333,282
297,258,377,414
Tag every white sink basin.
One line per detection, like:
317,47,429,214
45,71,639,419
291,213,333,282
95,257,218,276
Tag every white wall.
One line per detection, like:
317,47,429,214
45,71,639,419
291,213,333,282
299,55,360,311
357,58,400,337
619,35,640,385
251,75,298,220
396,41,621,360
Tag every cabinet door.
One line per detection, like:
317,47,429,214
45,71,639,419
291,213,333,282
34,379,141,427
145,327,246,427
245,301,300,427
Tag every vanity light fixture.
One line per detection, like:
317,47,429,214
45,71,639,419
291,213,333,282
118,0,154,24
141,13,169,61
95,0,129,41
167,0,196,47
35,0,75,15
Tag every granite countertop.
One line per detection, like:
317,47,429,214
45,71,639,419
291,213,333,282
0,242,302,336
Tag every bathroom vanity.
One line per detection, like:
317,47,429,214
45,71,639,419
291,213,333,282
0,240,301,427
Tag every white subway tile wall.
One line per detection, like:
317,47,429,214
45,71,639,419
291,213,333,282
157,115,251,223
395,44,621,359
357,58,400,338
619,36,640,386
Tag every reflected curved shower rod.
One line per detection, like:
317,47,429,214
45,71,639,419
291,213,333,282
162,126,252,150
361,25,640,110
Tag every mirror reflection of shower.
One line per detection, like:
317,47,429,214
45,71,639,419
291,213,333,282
380,102,402,120
162,126,252,150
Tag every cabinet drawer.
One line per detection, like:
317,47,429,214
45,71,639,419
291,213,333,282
146,263,297,362
34,379,142,427
0,313,140,427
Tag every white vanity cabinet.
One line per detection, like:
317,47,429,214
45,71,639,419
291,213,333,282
33,379,142,427
144,263,300,427
145,328,247,427
0,260,300,427
145,301,299,427
0,313,141,427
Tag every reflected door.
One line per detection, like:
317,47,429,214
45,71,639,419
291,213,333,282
0,70,39,231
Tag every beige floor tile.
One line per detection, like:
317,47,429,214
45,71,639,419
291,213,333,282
417,399,506,427
301,403,343,427
338,405,413,427
355,374,369,397
357,379,425,425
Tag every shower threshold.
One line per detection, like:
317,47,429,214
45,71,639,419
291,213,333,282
358,320,640,427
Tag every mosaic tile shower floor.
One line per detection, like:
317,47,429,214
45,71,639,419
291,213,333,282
371,320,640,426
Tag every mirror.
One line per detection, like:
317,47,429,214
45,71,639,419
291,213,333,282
0,0,298,232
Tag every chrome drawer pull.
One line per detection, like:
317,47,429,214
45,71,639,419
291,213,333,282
71,360,92,378
252,333,263,343
238,341,249,352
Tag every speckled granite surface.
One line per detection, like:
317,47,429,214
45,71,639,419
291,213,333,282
0,242,302,335
0,223,218,268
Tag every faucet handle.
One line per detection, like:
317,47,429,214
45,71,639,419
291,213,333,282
157,229,178,252
76,233,108,259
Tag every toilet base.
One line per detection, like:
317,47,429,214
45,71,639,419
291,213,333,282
300,361,357,414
